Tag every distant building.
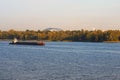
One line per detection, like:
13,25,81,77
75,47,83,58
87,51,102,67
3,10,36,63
43,28,63,31
92,28,96,31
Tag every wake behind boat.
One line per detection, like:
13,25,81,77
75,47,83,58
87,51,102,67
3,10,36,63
9,38,45,46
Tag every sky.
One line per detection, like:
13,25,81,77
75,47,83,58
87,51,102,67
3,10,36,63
0,0,120,30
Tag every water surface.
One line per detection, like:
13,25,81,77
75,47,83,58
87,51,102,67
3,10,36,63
0,41,120,80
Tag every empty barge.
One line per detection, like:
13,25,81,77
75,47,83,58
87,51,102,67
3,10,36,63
9,38,45,46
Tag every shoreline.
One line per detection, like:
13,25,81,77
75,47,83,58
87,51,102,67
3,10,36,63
1,39,120,43
103,41,120,43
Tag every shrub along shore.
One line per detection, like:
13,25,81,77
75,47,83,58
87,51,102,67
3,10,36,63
0,29,120,42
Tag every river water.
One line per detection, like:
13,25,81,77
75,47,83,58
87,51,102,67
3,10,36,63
0,41,120,80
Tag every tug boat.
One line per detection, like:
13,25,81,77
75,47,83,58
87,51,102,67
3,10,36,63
9,38,45,46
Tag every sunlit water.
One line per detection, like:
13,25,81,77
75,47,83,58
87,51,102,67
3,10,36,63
0,41,120,80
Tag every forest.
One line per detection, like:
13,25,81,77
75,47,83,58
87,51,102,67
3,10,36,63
0,29,120,42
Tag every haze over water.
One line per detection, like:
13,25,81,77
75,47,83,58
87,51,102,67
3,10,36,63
0,42,120,80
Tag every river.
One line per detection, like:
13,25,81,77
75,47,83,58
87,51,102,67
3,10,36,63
0,41,120,80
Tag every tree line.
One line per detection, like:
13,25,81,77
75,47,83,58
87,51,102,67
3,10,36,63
0,29,120,42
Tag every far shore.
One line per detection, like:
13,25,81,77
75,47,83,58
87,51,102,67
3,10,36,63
103,41,120,43
0,39,120,43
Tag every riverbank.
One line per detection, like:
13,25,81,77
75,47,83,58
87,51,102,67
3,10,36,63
104,41,120,43
1,39,120,43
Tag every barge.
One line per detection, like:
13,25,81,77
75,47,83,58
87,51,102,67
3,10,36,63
9,38,45,46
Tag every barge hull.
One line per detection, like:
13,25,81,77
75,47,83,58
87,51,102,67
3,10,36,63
9,42,45,46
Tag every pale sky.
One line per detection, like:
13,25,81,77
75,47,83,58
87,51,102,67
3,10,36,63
0,0,120,30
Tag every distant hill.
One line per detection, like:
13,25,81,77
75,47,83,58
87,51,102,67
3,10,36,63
43,28,63,31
